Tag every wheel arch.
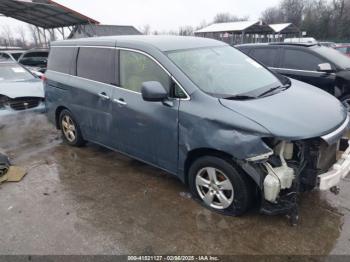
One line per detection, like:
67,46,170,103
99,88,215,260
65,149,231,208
183,148,258,188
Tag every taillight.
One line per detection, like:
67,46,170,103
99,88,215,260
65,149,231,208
40,75,47,81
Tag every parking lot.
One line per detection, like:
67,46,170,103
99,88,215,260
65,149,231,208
0,114,349,255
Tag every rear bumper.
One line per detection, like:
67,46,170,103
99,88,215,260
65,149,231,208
318,141,350,190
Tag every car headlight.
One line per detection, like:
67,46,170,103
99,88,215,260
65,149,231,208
246,151,273,162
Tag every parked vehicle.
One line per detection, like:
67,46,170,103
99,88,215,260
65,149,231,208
0,61,45,117
284,37,317,43
236,43,350,108
0,50,26,61
335,45,350,57
319,41,336,48
18,48,49,73
45,36,350,222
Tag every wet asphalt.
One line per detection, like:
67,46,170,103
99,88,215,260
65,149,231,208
0,114,349,255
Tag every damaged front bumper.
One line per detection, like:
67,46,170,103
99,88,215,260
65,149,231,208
0,101,46,117
318,141,350,190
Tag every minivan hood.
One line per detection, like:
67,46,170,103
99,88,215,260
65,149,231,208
0,79,44,99
220,79,347,140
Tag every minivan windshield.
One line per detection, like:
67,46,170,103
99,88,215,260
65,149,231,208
167,46,281,98
314,46,350,70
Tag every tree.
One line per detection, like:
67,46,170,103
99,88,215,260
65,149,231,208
213,12,248,23
49,29,57,42
140,24,151,35
331,0,350,39
178,26,194,36
280,0,307,27
1,25,14,47
17,26,27,48
261,7,284,24
28,25,39,46
302,0,332,39
195,20,208,31
261,0,350,41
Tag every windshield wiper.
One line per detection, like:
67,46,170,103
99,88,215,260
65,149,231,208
224,95,257,100
258,84,290,98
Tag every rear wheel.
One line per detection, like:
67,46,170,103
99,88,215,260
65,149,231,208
188,156,253,216
59,109,86,147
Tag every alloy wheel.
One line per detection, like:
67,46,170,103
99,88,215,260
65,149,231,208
61,115,76,142
195,167,234,209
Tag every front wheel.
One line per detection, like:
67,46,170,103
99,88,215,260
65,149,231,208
188,156,253,216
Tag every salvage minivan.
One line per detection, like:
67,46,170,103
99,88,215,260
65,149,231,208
45,36,350,223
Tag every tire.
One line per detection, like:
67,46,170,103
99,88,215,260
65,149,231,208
59,109,86,147
188,156,253,216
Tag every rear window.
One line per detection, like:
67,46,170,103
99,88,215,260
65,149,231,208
76,47,116,84
0,64,34,81
48,47,76,74
23,52,48,58
250,47,279,67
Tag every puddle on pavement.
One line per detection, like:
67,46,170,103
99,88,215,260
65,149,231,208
0,114,349,255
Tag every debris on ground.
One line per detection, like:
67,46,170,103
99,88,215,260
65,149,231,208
0,152,26,184
0,153,10,183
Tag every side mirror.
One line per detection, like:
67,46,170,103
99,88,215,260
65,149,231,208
317,63,333,73
141,81,168,102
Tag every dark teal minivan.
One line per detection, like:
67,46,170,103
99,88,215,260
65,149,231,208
45,35,350,223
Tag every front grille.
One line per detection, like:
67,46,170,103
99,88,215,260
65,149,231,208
9,97,41,111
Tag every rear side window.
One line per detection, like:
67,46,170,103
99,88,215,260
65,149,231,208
48,47,75,74
120,50,171,93
77,47,116,85
282,49,325,71
250,48,279,67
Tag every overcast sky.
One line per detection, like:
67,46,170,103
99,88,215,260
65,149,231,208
0,0,280,36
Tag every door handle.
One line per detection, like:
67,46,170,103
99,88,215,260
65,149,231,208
113,98,127,105
98,92,110,100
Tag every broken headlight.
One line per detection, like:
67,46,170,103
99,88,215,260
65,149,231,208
0,95,9,110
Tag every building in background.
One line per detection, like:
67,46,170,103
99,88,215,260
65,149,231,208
195,21,300,45
68,24,142,39
269,23,301,42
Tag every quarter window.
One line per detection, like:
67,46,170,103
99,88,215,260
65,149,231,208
48,47,75,74
282,49,325,71
250,48,278,67
77,47,116,84
120,50,171,93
